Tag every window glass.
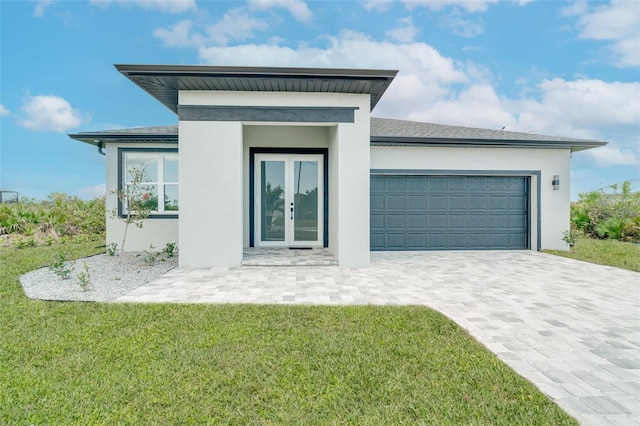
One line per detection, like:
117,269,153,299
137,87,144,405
127,184,158,211
164,185,179,211
121,150,178,215
164,155,178,183
125,153,158,182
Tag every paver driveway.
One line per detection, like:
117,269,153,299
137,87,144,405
117,251,640,426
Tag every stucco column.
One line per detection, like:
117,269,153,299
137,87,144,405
179,121,243,267
333,101,371,267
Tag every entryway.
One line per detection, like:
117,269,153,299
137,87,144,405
254,154,324,248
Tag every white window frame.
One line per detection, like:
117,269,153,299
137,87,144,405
119,148,178,217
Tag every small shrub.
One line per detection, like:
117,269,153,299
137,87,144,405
163,242,178,258
142,244,161,266
76,262,92,291
562,229,578,252
13,236,36,249
106,242,118,256
49,251,74,280
43,235,55,246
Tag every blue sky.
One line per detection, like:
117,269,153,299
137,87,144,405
1,0,638,200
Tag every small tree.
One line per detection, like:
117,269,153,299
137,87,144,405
111,166,155,254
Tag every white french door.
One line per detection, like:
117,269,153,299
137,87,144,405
255,154,323,247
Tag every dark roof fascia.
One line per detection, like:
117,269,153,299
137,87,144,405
68,133,178,146
114,64,398,113
370,136,608,152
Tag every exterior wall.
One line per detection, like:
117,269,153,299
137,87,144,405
180,90,371,267
179,120,243,267
370,146,571,251
104,143,179,252
332,102,371,266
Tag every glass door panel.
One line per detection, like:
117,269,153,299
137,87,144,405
293,160,319,242
260,161,285,242
255,154,323,247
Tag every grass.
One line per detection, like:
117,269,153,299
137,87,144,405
1,243,577,425
543,236,640,272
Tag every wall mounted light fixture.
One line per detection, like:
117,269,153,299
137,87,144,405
552,175,560,190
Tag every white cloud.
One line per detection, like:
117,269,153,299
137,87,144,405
154,10,269,47
206,9,269,45
0,104,10,117
18,95,87,132
362,0,395,12
76,183,106,200
385,16,419,43
33,0,54,17
154,19,195,47
440,14,484,37
572,0,640,67
511,78,640,167
402,0,498,13
248,0,313,22
90,0,196,13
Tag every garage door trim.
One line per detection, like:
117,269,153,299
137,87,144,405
370,169,541,250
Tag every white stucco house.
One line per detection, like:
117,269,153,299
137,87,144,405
69,64,606,268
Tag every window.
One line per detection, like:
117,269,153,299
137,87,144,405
120,149,178,216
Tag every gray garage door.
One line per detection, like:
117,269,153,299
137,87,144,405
371,175,529,250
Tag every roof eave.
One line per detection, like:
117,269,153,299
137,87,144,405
370,136,608,152
115,64,398,113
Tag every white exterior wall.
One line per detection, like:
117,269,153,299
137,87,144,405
104,143,179,252
370,146,571,250
179,120,243,267
179,90,371,267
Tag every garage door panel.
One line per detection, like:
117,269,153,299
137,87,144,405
407,233,426,248
449,215,467,228
449,177,468,191
488,197,508,210
508,214,527,228
408,214,426,229
488,215,507,228
370,214,385,229
388,177,406,191
428,177,448,191
371,195,384,210
428,233,448,249
449,196,467,210
387,214,406,229
407,177,428,191
428,195,447,209
429,214,448,229
469,196,487,210
449,233,468,248
469,215,488,228
509,196,527,210
408,195,426,209
371,175,529,250
370,233,384,248
386,234,405,249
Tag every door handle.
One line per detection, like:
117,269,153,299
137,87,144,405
290,203,294,220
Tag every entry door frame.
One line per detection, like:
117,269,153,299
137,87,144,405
249,147,329,247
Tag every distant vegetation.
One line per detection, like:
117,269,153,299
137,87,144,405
0,193,105,248
570,181,640,243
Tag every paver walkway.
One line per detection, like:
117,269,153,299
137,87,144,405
116,251,640,426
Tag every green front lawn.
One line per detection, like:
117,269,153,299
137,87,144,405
543,236,640,272
1,243,576,424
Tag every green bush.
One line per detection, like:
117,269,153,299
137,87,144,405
0,193,105,247
571,181,640,243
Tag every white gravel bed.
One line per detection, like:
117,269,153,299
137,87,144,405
19,252,178,302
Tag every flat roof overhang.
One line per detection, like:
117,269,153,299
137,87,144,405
115,64,399,114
